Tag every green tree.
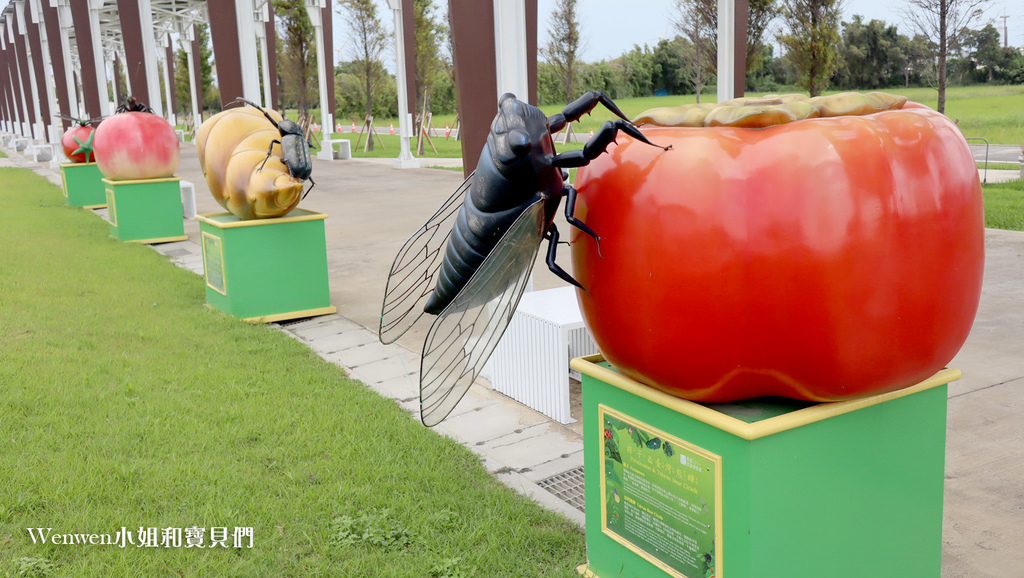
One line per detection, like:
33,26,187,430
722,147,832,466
339,0,389,150
900,0,991,112
172,23,214,120
273,0,317,116
779,0,843,96
837,16,907,89
671,0,778,100
542,0,585,103
616,45,657,98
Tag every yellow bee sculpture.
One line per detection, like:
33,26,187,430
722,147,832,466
196,105,306,220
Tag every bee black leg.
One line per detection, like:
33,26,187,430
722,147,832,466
545,224,584,290
553,120,669,169
563,185,602,256
258,139,282,172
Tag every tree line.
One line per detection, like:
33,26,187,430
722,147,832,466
172,0,1024,125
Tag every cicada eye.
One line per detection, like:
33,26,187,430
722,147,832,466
508,129,531,155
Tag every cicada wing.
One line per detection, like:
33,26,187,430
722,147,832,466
379,172,475,344
419,200,547,427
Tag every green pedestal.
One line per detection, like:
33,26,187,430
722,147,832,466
572,355,954,578
104,177,187,244
196,209,336,323
60,163,106,208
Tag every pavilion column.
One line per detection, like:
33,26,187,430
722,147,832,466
734,0,748,97
47,0,78,127
448,0,496,177
206,0,259,104
36,0,69,137
113,52,125,107
162,33,176,124
304,0,334,135
117,0,163,115
262,2,279,110
25,0,54,141
401,0,414,119
6,15,29,136
12,3,39,138
69,0,110,119
0,37,16,133
187,23,203,127
448,0,537,177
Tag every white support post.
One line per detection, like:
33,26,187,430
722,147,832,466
236,0,261,102
30,0,59,143
161,33,175,126
53,0,80,122
7,12,30,137
15,0,44,140
304,0,331,141
256,2,273,109
387,0,418,169
88,0,112,116
717,0,735,103
493,0,529,100
184,23,201,131
136,0,164,117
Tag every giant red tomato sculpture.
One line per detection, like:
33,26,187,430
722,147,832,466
61,121,96,163
93,99,179,180
571,94,984,403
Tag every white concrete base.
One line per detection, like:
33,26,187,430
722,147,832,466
318,138,351,161
393,156,420,170
180,180,197,220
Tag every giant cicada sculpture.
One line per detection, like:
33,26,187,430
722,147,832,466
380,91,669,426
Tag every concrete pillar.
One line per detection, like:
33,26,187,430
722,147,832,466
207,0,259,104
187,23,203,126
734,0,748,97
69,0,109,120
303,0,331,134
387,0,418,168
36,0,68,137
12,3,39,138
162,33,176,125
0,35,17,133
717,0,749,100
25,0,54,140
494,0,529,100
263,1,279,110
116,0,163,115
45,0,78,127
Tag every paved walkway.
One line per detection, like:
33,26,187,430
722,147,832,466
6,141,1023,576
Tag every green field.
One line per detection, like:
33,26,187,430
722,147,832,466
983,179,1024,231
301,84,1024,159
0,168,584,577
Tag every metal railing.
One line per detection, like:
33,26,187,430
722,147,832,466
965,137,990,184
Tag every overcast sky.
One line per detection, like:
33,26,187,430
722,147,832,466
335,0,1023,66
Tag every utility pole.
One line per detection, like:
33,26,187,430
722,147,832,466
999,14,1009,48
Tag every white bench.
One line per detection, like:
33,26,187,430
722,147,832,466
12,138,30,152
30,144,54,162
484,286,601,424
180,180,197,220
318,138,352,161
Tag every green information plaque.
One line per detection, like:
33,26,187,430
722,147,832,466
202,232,226,295
600,405,722,578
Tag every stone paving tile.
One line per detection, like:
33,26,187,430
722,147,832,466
367,375,419,402
291,319,363,341
438,400,549,446
518,450,586,483
348,356,417,384
305,328,379,354
476,423,585,472
324,339,397,367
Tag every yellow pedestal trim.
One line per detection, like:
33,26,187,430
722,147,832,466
101,176,182,186
196,209,327,229
571,354,960,441
242,305,336,324
125,235,189,245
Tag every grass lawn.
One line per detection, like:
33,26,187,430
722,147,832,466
983,178,1024,231
0,168,584,576
306,84,1024,160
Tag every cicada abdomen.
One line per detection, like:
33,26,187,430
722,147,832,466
196,106,305,220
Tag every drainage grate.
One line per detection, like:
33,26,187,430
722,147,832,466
164,248,193,258
537,466,585,513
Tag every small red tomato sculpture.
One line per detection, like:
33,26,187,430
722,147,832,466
61,120,96,163
572,100,984,403
93,98,179,180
